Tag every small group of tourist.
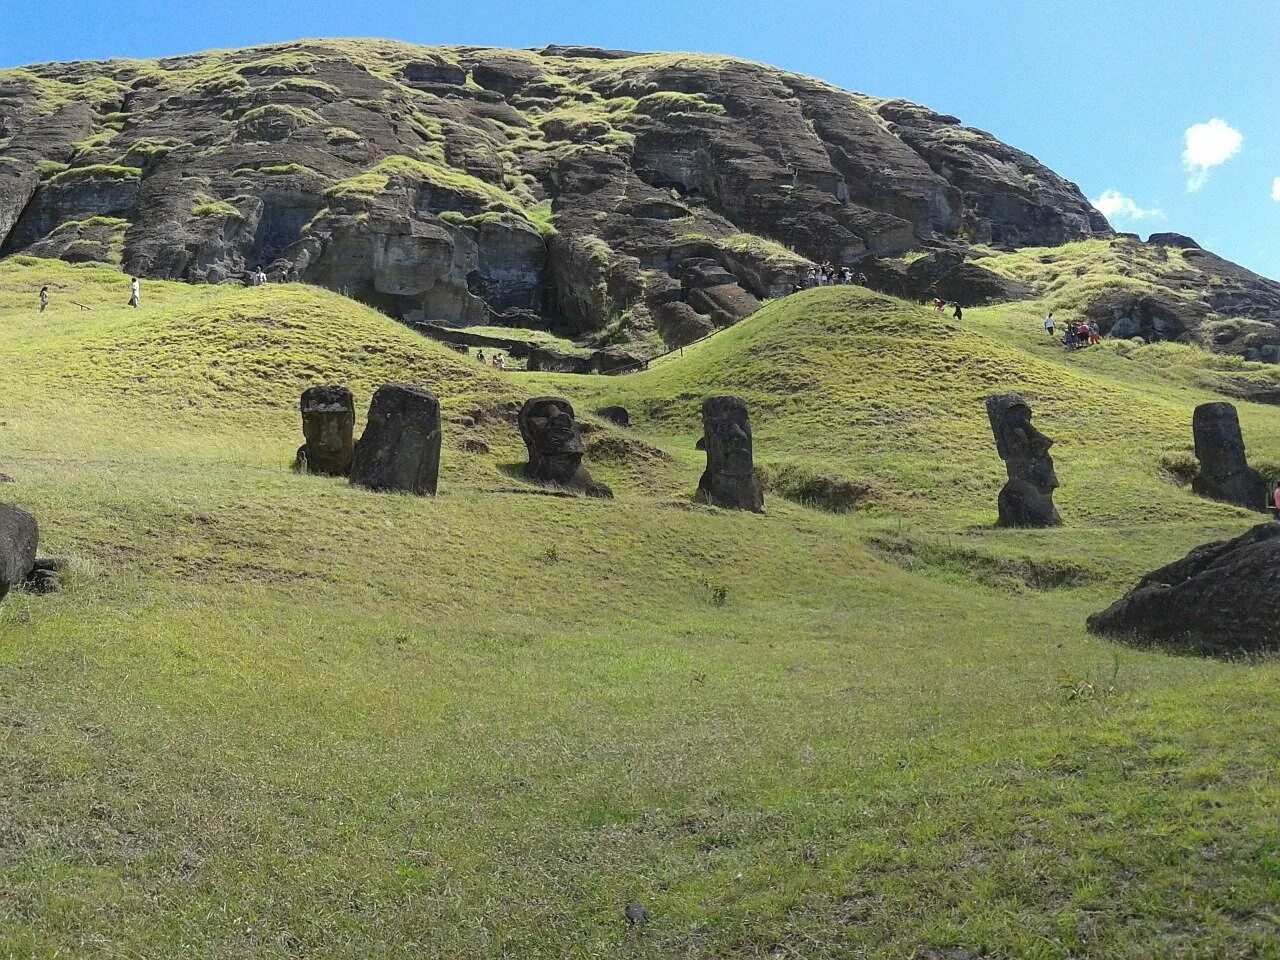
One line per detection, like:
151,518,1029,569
932,298,963,320
475,350,507,371
246,268,269,287
1063,319,1101,350
801,264,860,289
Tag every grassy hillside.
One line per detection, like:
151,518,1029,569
1,257,1278,958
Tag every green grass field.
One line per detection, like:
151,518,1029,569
1,257,1277,958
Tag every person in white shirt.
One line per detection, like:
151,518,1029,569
127,277,140,308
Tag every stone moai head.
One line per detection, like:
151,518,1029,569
987,393,1059,492
519,397,612,497
1193,402,1249,480
296,385,356,476
697,396,764,512
348,383,442,496
1191,402,1267,511
985,393,1060,527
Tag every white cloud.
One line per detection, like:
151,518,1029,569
1091,189,1163,222
1272,177,1280,202
1183,118,1243,191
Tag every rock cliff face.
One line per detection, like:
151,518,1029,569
0,39,1174,354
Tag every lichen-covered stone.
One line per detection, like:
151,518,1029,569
295,385,356,476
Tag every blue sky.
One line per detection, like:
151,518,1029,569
4,0,1277,278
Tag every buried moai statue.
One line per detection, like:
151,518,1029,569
0,504,63,598
294,385,356,476
348,384,442,496
1191,402,1267,511
518,397,612,498
696,396,764,512
986,393,1061,528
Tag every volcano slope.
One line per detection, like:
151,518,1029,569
0,256,1278,958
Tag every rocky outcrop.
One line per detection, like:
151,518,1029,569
1087,523,1280,654
873,100,1110,247
0,39,1118,358
860,249,1033,305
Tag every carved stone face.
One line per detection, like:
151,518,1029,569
1007,403,1058,492
1193,402,1248,479
705,397,754,478
698,396,764,512
986,393,1060,527
520,397,586,485
298,385,356,476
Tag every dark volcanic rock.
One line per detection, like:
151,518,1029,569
697,396,764,512
1085,290,1203,342
0,504,38,601
874,100,1109,246
986,393,1061,528
1087,523,1280,654
860,249,1033,305
349,383,442,496
1191,402,1267,511
295,384,356,476
1147,232,1201,249
596,406,630,427
518,397,612,498
0,40,1123,360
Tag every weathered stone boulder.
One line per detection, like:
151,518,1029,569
1191,402,1267,511
1087,523,1280,654
1147,232,1201,249
518,397,612,498
349,384,442,496
596,406,630,427
860,250,1033,306
986,393,1061,528
294,385,356,476
1085,290,1203,342
696,396,764,512
0,504,39,601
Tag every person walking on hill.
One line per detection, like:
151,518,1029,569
934,297,945,313
38,286,49,313
1044,312,1055,337
953,302,963,321
127,277,140,309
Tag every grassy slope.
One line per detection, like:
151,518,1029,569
1,258,1278,959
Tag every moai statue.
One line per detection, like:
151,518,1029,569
696,396,764,512
986,393,1061,528
1192,402,1267,511
348,384,442,496
518,397,612,498
294,385,356,476
0,504,38,601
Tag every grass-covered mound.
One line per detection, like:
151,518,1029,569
1,258,1278,958
555,286,1280,526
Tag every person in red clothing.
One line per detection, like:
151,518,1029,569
1272,484,1280,519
